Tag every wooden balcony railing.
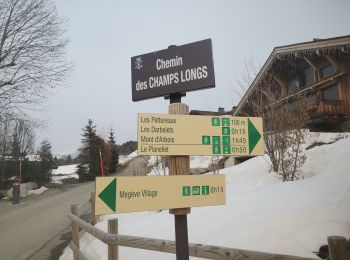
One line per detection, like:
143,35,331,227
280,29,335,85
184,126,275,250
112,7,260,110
307,101,344,116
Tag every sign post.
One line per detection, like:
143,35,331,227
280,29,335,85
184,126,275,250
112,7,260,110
168,95,191,260
99,147,105,177
19,159,22,183
128,39,266,260
131,39,218,259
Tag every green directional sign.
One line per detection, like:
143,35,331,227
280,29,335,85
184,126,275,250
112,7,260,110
98,178,116,212
138,114,263,156
95,175,226,216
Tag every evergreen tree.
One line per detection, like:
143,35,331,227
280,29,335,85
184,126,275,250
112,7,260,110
66,155,73,165
37,140,53,185
108,129,119,173
78,119,102,181
76,163,88,183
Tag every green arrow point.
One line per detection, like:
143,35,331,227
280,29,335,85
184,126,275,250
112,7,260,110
248,119,261,154
98,178,116,212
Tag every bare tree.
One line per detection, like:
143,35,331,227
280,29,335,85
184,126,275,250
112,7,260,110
236,61,309,181
11,119,34,158
0,117,34,187
0,0,72,116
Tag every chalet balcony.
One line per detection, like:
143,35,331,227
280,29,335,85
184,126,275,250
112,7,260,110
307,101,346,130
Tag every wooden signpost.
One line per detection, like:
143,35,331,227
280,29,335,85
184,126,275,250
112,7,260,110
95,39,264,260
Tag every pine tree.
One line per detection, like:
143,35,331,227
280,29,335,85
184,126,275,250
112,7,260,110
108,129,119,173
78,119,100,181
76,163,88,183
38,140,54,185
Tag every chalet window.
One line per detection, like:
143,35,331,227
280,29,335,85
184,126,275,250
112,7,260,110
302,66,314,86
287,79,298,94
320,64,336,79
322,84,340,101
297,66,314,88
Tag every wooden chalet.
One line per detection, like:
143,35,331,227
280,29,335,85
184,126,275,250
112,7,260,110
233,35,350,131
190,107,235,116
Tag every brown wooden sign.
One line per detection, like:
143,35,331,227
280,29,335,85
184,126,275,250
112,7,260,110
131,39,215,101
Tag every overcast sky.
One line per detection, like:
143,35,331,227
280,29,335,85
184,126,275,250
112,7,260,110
37,0,350,155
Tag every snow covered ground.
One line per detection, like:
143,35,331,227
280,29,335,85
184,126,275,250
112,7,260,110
119,151,138,165
51,164,79,184
60,133,350,259
28,186,48,195
190,156,222,169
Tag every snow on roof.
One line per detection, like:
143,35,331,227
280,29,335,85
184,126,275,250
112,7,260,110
25,155,41,161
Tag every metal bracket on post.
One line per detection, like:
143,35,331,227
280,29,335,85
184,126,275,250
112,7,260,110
165,92,186,103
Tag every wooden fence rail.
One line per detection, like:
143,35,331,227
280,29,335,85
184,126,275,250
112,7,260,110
68,207,332,260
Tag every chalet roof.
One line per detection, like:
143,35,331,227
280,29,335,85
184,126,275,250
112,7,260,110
233,35,350,115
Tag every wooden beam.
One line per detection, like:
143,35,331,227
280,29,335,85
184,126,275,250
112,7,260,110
90,192,97,225
276,54,284,60
273,75,288,96
325,55,341,72
68,213,318,260
272,72,344,104
328,236,349,260
71,205,80,260
168,102,190,217
69,242,88,260
303,57,319,81
294,51,304,58
108,219,118,260
303,57,317,70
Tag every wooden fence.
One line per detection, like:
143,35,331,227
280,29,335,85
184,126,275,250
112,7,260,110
68,195,350,260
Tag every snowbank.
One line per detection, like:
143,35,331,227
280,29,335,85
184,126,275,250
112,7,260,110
190,156,221,169
51,164,79,176
60,133,350,260
119,151,138,165
28,186,48,195
51,164,79,184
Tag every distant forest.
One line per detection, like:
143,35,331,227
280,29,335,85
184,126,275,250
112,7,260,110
117,141,137,155
56,141,138,167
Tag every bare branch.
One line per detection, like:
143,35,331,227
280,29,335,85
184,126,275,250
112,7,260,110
0,0,72,117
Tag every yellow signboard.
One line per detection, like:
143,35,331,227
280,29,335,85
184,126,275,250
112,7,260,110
95,175,225,216
138,113,263,156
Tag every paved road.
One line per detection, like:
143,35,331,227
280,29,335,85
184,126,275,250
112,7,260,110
0,157,149,260
0,182,94,260
116,155,150,176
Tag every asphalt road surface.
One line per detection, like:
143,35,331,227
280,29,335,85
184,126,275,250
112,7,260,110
0,182,94,260
0,156,149,260
117,155,150,176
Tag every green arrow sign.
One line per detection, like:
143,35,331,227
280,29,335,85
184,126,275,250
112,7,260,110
248,118,262,154
98,178,116,212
